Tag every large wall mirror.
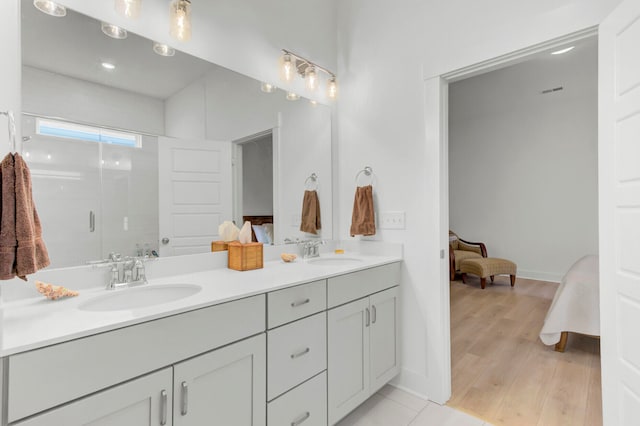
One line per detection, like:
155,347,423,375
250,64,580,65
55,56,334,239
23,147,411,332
20,1,333,268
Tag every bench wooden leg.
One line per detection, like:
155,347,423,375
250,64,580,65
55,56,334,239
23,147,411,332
480,277,486,289
461,273,467,284
510,275,516,287
490,275,495,282
555,332,568,352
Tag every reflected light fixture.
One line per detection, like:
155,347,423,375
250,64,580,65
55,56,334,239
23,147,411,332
170,0,192,42
33,0,66,17
280,49,338,99
153,42,175,57
261,82,277,93
551,46,575,55
286,92,300,101
101,22,128,39
115,0,142,19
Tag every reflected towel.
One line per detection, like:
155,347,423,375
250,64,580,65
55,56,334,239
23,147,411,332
13,153,50,280
300,190,321,234
0,153,17,279
350,185,375,237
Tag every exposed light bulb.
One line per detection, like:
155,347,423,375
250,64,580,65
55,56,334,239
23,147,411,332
305,66,318,91
153,42,175,57
327,77,338,99
286,92,300,101
170,0,192,42
101,22,128,39
261,82,276,93
33,0,66,17
114,0,141,19
281,54,294,82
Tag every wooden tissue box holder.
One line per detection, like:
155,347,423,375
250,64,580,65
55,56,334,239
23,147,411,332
211,241,229,252
228,242,263,271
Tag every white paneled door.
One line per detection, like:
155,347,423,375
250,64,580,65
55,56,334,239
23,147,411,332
158,137,232,257
599,0,640,424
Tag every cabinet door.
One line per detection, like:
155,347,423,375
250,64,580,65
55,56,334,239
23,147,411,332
327,297,370,425
369,286,400,393
173,334,266,426
13,368,173,426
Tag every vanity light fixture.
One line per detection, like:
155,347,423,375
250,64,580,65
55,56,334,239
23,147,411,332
551,46,575,55
115,0,142,19
286,92,300,101
170,0,192,42
280,49,338,99
153,42,175,57
33,0,66,17
261,82,277,93
101,22,128,39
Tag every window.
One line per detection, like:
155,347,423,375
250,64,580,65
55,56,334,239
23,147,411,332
36,118,141,148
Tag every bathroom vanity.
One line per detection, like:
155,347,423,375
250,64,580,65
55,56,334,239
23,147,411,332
0,251,401,426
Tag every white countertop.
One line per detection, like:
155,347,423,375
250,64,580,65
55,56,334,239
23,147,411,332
0,253,401,357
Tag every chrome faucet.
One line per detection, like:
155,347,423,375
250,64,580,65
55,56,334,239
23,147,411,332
107,254,148,290
299,239,326,259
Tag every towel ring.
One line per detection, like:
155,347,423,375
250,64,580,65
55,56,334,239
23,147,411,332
305,173,319,190
1,111,16,153
355,166,374,185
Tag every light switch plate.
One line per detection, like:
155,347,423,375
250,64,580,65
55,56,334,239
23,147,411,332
379,211,405,229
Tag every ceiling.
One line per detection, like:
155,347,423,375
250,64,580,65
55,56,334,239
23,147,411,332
21,3,220,99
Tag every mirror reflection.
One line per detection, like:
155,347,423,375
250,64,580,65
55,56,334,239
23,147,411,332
21,2,332,268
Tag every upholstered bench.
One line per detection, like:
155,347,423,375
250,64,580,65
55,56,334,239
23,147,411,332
459,257,517,289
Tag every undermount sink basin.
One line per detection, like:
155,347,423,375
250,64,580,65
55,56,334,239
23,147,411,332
305,257,363,266
79,284,202,312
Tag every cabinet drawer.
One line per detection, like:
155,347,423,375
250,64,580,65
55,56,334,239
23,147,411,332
327,262,400,308
268,372,327,426
7,294,265,423
268,279,326,328
267,312,326,400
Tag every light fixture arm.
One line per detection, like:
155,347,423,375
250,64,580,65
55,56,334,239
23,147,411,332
281,49,336,79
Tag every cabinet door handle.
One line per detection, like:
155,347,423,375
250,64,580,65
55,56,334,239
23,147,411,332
365,307,370,327
291,298,310,308
160,390,168,425
291,411,311,426
372,305,377,324
89,211,95,233
181,381,189,416
290,347,310,359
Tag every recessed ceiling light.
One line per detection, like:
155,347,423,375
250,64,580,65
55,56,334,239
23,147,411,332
33,0,66,17
153,42,175,57
286,92,300,101
101,22,128,39
261,82,276,93
551,46,575,55
101,62,116,70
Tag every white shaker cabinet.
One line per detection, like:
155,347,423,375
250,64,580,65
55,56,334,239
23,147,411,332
174,333,266,426
13,367,174,426
328,285,399,425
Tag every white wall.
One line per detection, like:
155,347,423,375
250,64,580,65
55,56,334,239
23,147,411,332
336,0,621,403
0,0,21,154
449,43,599,282
242,134,274,216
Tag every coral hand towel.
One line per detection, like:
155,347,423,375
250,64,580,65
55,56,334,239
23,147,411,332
0,153,17,279
13,153,50,280
350,185,375,237
300,190,321,234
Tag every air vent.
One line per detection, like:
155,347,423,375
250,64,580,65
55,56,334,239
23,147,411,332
541,86,564,94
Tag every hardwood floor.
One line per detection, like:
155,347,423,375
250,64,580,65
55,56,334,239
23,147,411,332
448,275,602,426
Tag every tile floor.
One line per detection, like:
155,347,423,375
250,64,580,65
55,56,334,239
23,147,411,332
336,385,491,426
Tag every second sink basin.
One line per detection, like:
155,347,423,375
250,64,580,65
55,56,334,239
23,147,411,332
79,284,202,312
305,256,363,266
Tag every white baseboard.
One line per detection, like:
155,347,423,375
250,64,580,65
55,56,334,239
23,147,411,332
517,269,562,283
390,368,430,401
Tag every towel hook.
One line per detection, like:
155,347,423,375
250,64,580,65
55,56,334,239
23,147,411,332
1,110,17,153
355,166,374,185
304,172,319,190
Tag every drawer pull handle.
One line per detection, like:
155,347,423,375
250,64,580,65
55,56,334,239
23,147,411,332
291,411,311,426
160,390,168,425
290,347,310,359
291,298,310,308
365,307,370,327
181,381,189,416
372,305,377,324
